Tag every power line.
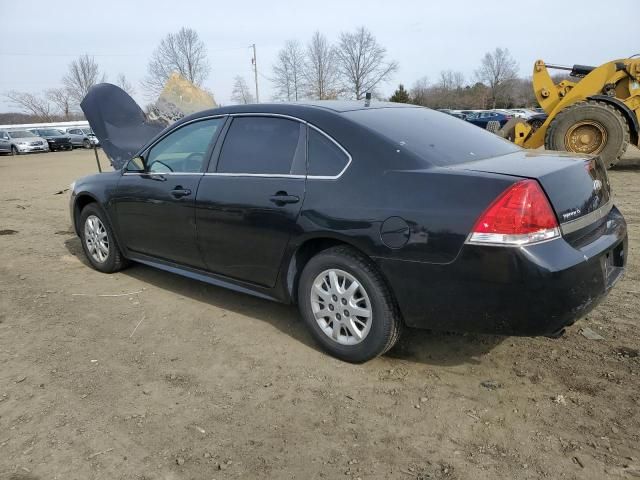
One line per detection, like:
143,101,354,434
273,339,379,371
0,46,251,58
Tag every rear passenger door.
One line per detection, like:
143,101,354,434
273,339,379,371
195,115,306,287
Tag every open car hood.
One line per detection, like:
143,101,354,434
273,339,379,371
80,84,165,169
80,74,217,169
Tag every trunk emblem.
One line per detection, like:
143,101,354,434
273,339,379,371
562,209,582,220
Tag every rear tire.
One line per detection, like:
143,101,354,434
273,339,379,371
79,204,128,273
544,100,629,168
297,246,403,363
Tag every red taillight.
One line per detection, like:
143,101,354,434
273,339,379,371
468,179,560,245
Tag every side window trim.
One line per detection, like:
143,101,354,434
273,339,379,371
204,113,352,180
306,124,353,180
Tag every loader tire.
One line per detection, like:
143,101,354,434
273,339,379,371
544,100,630,169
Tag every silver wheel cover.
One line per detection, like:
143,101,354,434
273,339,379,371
84,215,109,263
310,269,372,346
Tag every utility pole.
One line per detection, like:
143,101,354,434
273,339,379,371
251,43,260,103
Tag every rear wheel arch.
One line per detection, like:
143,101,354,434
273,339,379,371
285,236,379,305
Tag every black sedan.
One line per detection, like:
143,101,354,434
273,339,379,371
29,128,73,151
71,97,627,362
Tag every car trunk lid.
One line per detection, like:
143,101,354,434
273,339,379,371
454,150,611,235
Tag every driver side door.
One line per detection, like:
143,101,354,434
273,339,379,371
112,116,226,268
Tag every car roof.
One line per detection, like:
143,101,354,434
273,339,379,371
193,100,418,117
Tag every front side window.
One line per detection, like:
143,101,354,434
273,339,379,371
307,128,349,177
216,117,302,175
147,117,224,173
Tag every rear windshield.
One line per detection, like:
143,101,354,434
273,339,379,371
343,107,519,166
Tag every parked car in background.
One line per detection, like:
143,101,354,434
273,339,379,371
29,128,72,151
0,129,48,154
449,112,467,120
438,109,467,120
456,109,481,118
528,112,548,131
466,111,512,129
60,127,100,148
509,108,539,119
0,130,11,154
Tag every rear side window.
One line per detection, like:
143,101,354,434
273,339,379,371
307,129,349,177
344,107,519,166
216,117,302,175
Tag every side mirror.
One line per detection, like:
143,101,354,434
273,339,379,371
126,155,145,172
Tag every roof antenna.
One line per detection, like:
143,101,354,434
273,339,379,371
365,92,372,107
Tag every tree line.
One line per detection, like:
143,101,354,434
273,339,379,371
390,47,538,110
3,25,543,124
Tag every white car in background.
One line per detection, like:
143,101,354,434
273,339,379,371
58,126,100,149
507,108,539,119
0,129,49,155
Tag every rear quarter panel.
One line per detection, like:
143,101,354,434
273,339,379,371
297,146,518,265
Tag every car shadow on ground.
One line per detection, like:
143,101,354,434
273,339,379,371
64,236,504,366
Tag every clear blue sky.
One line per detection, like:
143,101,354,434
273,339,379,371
0,0,637,110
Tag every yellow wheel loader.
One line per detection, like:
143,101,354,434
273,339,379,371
501,57,640,168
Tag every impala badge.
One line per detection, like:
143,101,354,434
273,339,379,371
562,209,582,220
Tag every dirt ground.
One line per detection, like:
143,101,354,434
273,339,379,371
0,147,638,480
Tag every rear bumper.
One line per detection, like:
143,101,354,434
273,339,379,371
376,206,627,336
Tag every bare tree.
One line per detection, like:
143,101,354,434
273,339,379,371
142,27,210,96
437,70,465,91
47,88,73,118
63,54,104,105
303,32,340,100
4,91,54,121
115,73,135,96
410,77,430,106
271,40,305,101
335,27,398,100
475,47,519,108
231,76,254,104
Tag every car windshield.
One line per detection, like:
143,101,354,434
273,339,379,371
38,129,62,136
344,106,519,166
81,128,94,135
8,130,36,138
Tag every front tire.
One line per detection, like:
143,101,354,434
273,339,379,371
298,246,402,363
83,139,91,149
79,204,128,273
11,146,19,155
544,100,630,168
